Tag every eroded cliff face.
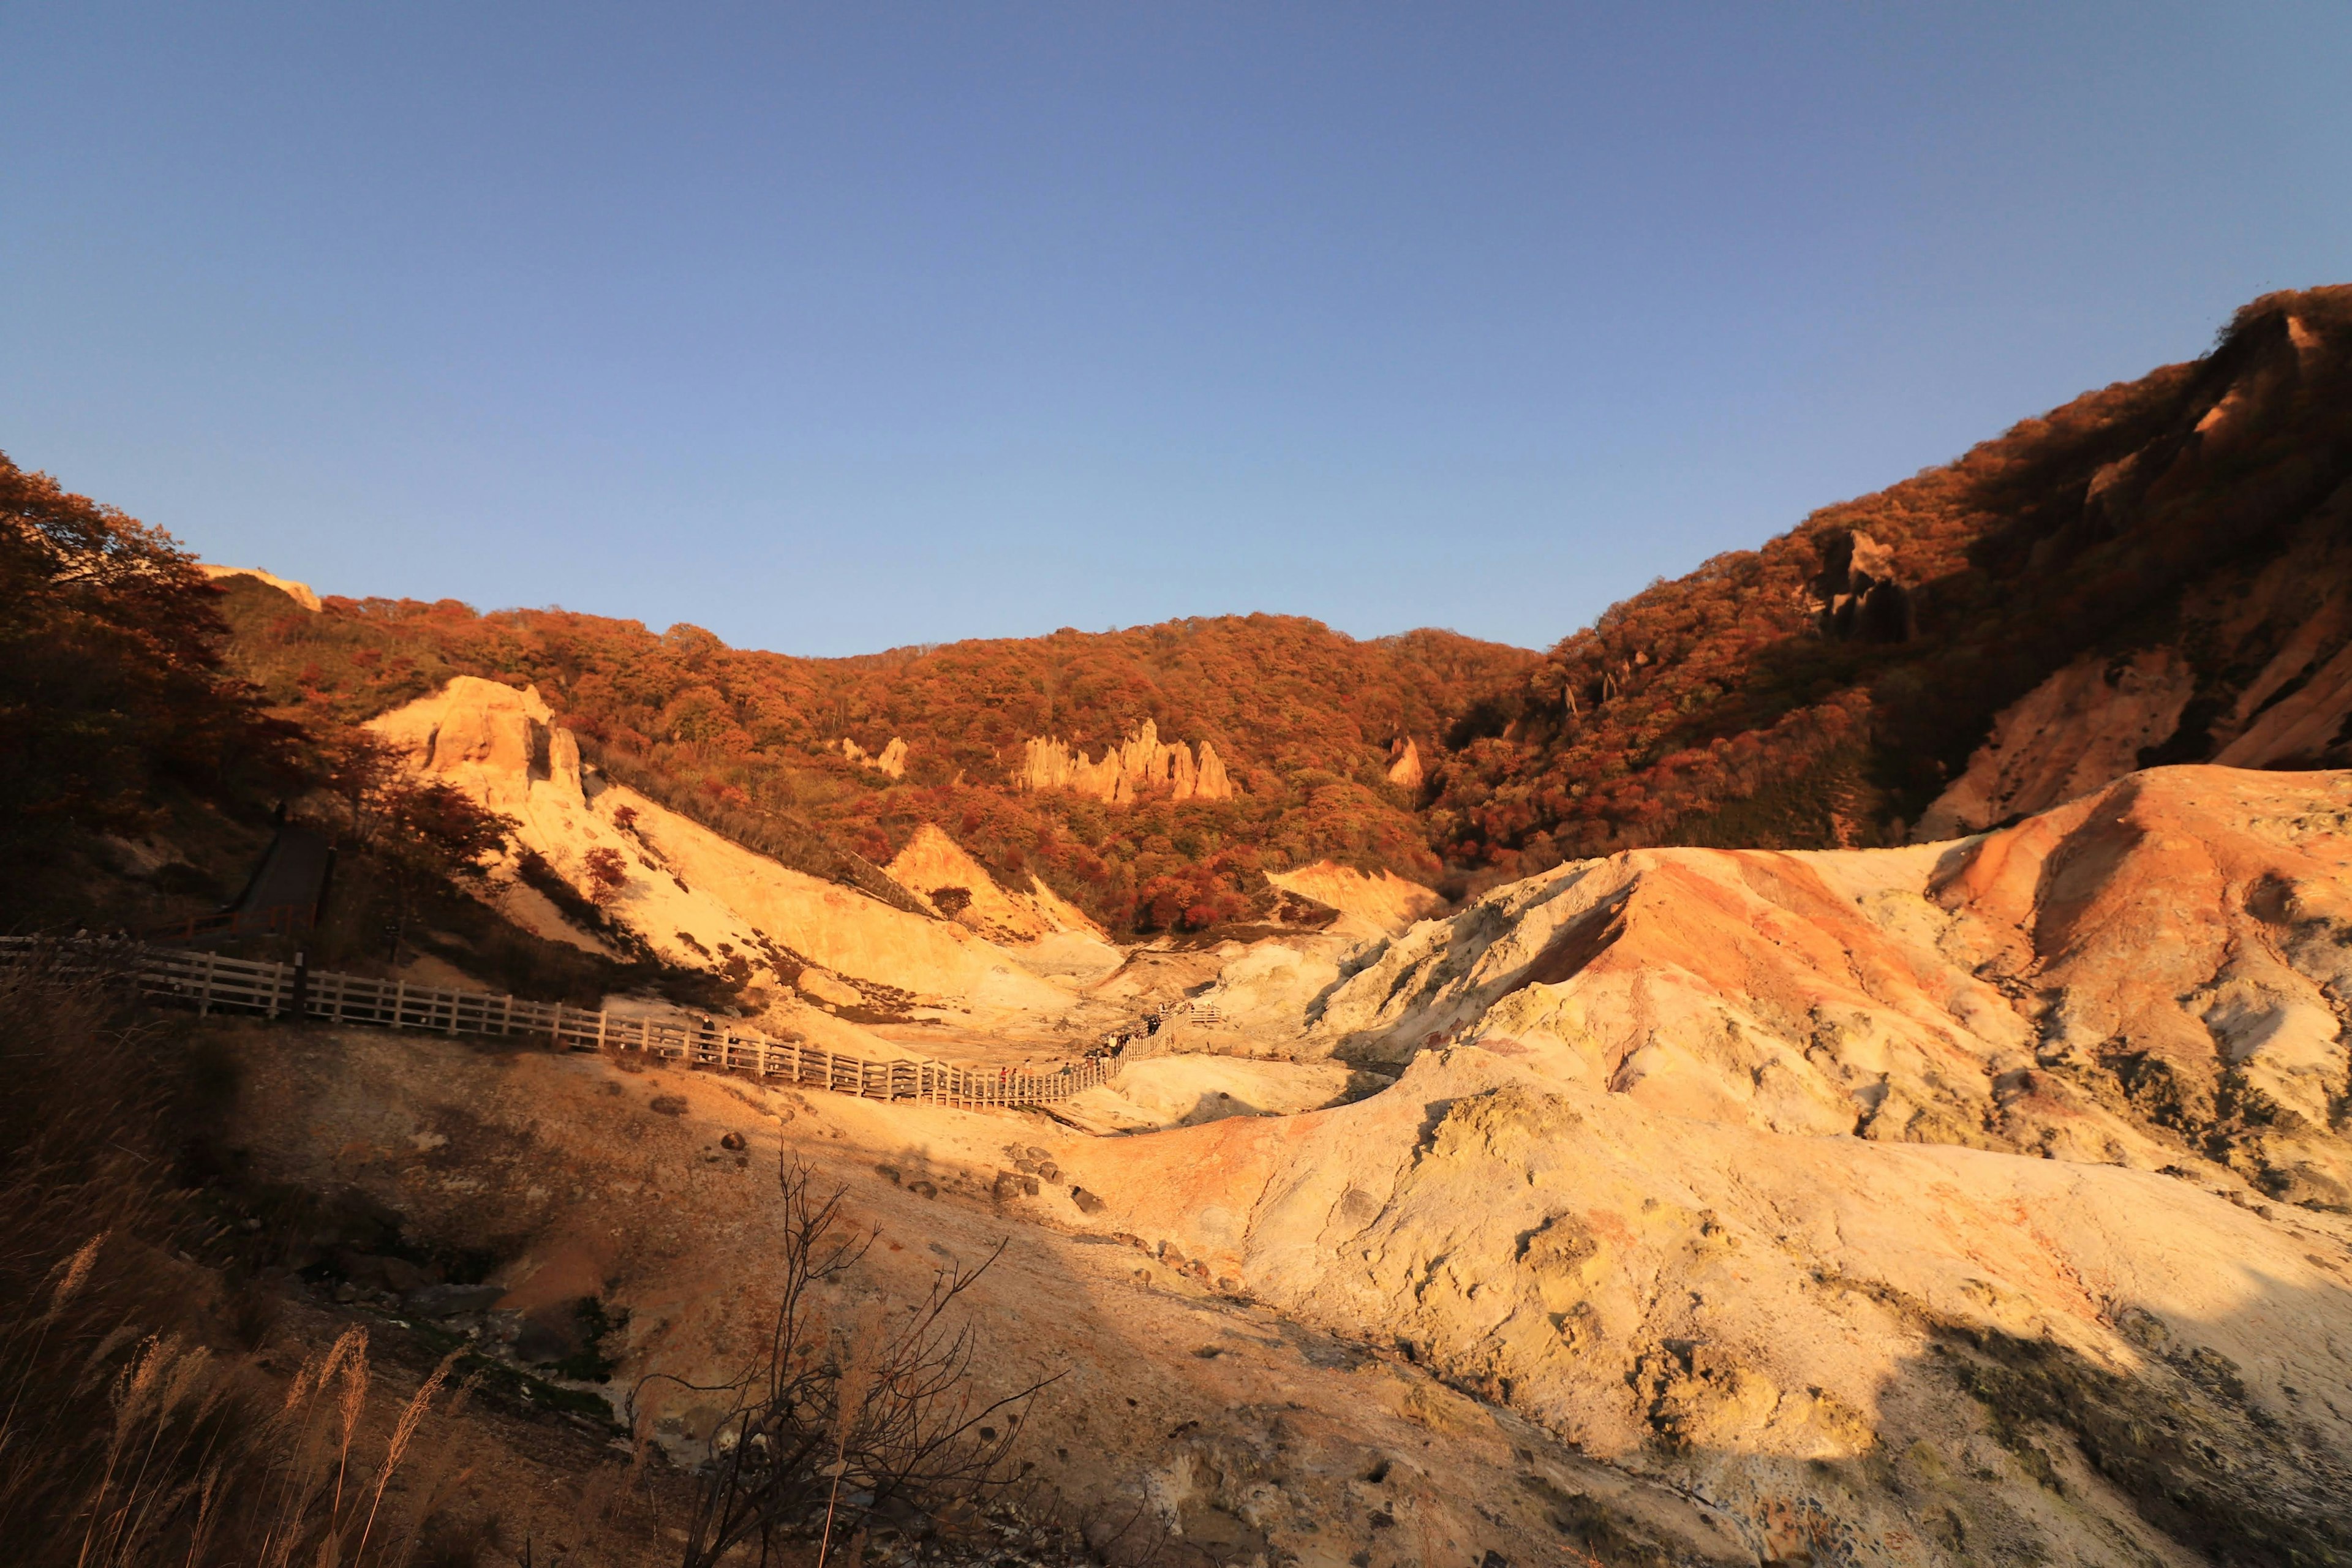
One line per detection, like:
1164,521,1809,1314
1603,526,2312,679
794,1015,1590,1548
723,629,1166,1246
367,676,1073,1012
1913,649,2195,837
1385,736,1425,790
1015,718,1234,804
1920,500,2352,837
198,562,323,611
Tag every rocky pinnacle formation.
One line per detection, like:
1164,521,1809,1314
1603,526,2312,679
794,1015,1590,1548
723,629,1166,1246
1385,736,1424,789
837,735,909,777
1016,718,1234,805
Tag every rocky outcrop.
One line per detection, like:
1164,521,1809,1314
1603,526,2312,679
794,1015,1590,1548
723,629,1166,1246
200,563,322,611
1809,528,1912,643
1266,862,1444,936
1015,718,1234,805
368,677,1072,1011
836,736,908,777
1915,647,2194,837
2209,560,2352,769
1384,736,1423,790
1920,505,2352,837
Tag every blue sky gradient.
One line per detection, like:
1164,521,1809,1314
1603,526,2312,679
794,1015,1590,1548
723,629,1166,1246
5,3,2348,654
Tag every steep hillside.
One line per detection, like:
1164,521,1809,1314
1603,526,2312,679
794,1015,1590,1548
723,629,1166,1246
1428,286,2352,872
217,587,1536,932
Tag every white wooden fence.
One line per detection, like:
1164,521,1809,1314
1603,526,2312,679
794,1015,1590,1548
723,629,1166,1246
0,938,1122,1109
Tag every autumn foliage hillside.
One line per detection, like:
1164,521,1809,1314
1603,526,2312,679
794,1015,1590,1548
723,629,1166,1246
1424,285,2352,873
217,593,1537,932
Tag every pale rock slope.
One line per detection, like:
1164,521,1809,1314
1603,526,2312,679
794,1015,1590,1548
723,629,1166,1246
1304,764,2352,1211
368,677,1072,1013
884,823,1123,986
1057,1052,1360,1133
884,823,1104,945
1135,869,1444,1055
1066,1049,2352,1565
1266,861,1445,937
200,563,322,611
1913,649,2193,839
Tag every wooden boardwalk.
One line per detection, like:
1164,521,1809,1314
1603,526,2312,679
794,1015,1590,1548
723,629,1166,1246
0,937,1122,1109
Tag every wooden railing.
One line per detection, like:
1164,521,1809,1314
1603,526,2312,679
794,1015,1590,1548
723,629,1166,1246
0,938,1122,1109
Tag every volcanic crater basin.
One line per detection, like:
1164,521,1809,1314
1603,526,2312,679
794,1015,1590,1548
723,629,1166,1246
221,1003,2352,1568
213,765,2352,1567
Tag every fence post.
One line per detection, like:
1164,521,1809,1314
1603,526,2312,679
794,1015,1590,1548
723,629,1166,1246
391,979,406,1030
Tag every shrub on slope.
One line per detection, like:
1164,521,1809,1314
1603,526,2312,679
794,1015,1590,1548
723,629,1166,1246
0,452,295,844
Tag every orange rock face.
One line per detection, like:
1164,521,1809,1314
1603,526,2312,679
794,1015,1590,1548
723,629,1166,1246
1014,718,1234,804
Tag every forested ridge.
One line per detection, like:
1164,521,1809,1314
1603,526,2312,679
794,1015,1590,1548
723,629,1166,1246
20,284,2350,937
1426,285,2352,875
216,591,1537,931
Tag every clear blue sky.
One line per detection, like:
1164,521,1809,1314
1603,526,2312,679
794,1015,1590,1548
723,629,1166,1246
5,4,2347,656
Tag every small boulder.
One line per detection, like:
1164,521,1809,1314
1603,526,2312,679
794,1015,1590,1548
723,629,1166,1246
796,970,864,1009
514,1301,588,1366
403,1283,505,1318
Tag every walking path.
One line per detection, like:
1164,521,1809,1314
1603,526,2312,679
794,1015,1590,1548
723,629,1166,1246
1,937,1122,1109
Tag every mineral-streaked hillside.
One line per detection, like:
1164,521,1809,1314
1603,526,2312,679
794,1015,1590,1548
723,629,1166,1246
219,764,2352,1566
1303,764,2352,1210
